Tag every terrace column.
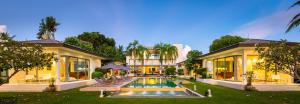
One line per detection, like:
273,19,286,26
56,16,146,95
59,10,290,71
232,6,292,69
242,50,247,84
234,56,238,81
55,55,61,84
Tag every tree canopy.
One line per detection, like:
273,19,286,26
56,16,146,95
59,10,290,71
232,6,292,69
286,0,300,32
209,35,246,52
64,32,123,59
255,39,300,79
184,50,202,73
37,16,60,40
0,33,54,81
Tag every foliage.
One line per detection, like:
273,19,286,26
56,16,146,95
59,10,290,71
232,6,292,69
165,66,176,76
46,78,56,92
187,50,202,58
154,43,178,73
184,50,202,73
245,71,256,91
64,32,126,62
126,40,150,71
177,68,184,75
286,0,300,32
0,33,54,81
120,70,126,76
195,68,207,78
0,78,5,85
91,71,104,79
64,37,93,51
209,35,246,52
37,16,60,39
114,45,126,63
255,39,300,79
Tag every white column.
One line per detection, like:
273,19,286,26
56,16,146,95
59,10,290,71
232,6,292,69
55,55,61,84
242,50,247,84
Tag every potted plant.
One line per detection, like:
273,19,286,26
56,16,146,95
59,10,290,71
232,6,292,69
47,78,56,92
244,71,256,91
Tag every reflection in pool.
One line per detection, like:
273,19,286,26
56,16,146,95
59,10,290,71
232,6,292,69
122,77,179,88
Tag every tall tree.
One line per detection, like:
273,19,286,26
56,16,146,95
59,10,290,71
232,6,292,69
184,50,203,76
0,33,54,82
164,44,178,65
37,16,60,40
209,35,246,52
255,39,300,80
126,40,140,71
286,0,300,32
137,45,150,74
154,43,167,74
114,45,126,63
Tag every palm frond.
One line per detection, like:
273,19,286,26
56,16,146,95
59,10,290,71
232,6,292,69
286,13,300,32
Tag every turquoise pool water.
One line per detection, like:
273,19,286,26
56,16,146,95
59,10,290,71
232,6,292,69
116,91,188,96
122,77,180,88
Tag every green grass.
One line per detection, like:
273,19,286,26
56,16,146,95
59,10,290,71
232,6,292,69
0,81,299,104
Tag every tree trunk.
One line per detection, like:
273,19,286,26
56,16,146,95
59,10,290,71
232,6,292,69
7,70,19,81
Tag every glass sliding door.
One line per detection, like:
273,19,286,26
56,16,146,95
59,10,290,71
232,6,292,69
60,56,90,82
213,56,241,81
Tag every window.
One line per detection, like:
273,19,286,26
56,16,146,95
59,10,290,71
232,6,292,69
60,56,90,82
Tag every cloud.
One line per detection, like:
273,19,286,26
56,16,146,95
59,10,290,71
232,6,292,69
232,7,299,39
0,25,7,33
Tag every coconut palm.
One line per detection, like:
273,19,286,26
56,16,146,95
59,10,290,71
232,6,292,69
154,43,167,74
136,45,150,74
37,16,60,40
127,40,139,71
164,44,178,65
286,0,300,32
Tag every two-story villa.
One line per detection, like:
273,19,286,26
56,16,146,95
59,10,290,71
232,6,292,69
126,44,191,75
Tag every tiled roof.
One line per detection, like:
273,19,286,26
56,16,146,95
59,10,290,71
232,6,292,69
21,39,110,60
196,39,300,59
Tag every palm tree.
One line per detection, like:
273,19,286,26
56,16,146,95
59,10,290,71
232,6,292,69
37,16,60,40
164,44,178,66
126,40,140,74
286,0,300,32
136,45,150,75
154,43,167,75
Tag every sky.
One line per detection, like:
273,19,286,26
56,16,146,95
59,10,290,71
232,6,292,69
0,0,300,53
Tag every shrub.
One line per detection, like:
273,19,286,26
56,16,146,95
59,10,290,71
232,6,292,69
195,68,207,78
177,68,184,75
165,66,176,76
92,71,104,79
244,71,256,91
120,70,126,76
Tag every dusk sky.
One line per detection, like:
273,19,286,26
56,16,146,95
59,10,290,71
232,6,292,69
1,0,300,53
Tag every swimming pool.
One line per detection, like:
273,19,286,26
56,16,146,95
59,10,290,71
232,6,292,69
122,77,180,88
113,77,199,97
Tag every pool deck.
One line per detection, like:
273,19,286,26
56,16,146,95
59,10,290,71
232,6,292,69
79,77,138,92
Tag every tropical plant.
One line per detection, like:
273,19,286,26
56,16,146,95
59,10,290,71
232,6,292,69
37,16,60,40
286,0,300,32
255,39,300,80
165,66,176,76
244,71,256,91
92,71,104,79
177,68,184,75
154,43,178,74
184,50,202,76
209,35,246,52
136,45,150,74
0,33,54,81
195,68,207,78
114,45,126,63
126,40,141,72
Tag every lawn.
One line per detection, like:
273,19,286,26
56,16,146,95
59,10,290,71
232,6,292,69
0,81,299,104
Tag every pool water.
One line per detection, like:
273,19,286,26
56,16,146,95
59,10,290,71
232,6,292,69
122,77,179,88
117,91,188,96
113,77,191,97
